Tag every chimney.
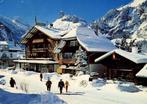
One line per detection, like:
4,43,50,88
50,24,53,28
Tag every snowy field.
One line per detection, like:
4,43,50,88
0,70,147,104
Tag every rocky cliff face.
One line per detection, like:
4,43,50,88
91,0,147,39
0,16,29,43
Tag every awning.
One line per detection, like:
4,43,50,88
13,59,58,64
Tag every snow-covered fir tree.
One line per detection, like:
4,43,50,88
75,47,88,73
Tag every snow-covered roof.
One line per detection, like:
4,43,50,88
62,28,77,39
13,59,58,64
76,27,116,52
95,49,147,64
35,25,61,39
59,65,77,70
0,41,8,45
136,64,147,78
21,25,64,44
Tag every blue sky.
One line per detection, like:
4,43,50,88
0,0,132,25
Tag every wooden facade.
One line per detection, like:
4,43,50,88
18,26,59,72
95,53,145,81
25,31,58,59
58,39,107,74
59,39,79,65
18,25,115,74
57,39,79,74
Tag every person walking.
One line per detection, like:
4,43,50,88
46,78,52,91
65,80,69,93
9,77,16,88
58,79,64,94
40,73,43,81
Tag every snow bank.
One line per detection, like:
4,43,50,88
91,78,106,87
118,82,141,93
0,89,66,104
30,92,66,104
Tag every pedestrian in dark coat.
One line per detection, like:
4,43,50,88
58,79,64,94
9,77,16,88
40,73,43,81
46,79,52,91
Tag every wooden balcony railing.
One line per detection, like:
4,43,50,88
58,59,76,65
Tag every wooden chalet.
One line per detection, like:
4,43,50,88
14,25,62,72
55,26,116,74
95,49,147,82
136,64,147,85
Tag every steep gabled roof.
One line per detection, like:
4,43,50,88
62,26,116,52
21,25,62,44
95,49,147,64
76,27,116,52
62,28,77,40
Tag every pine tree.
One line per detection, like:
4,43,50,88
75,47,88,73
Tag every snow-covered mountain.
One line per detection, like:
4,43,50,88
91,0,147,39
0,16,29,43
50,14,87,31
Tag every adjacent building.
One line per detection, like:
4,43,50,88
95,49,147,81
57,26,116,74
0,41,24,69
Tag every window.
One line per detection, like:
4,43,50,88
70,41,78,47
63,53,73,59
10,53,13,58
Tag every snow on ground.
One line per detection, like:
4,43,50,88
0,69,147,104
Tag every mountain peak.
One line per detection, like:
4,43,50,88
130,0,147,7
48,14,87,31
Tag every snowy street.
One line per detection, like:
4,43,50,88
0,70,147,104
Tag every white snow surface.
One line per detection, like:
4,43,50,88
63,26,116,52
95,49,147,64
136,64,147,78
62,28,77,39
0,70,147,104
35,25,61,39
13,59,58,64
130,0,146,7
52,18,82,31
132,21,147,39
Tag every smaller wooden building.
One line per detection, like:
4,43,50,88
136,64,147,85
95,49,147,81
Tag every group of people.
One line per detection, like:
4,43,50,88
46,78,69,94
9,73,69,94
40,73,69,94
